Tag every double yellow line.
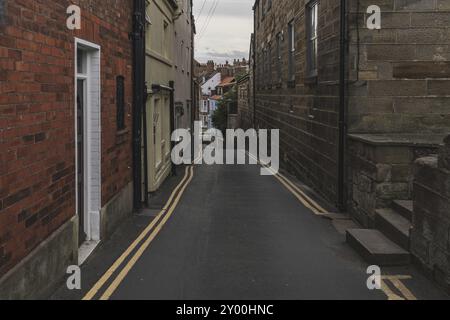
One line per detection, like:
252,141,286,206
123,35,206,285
83,166,195,300
381,275,417,300
247,152,327,215
248,153,420,300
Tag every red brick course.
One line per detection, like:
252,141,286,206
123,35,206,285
0,0,134,276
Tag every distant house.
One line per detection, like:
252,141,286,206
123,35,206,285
208,95,222,129
199,95,221,130
217,59,249,77
200,95,210,129
217,77,236,96
201,72,221,96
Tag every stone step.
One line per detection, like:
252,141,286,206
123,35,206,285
375,208,412,250
346,229,410,266
391,200,413,222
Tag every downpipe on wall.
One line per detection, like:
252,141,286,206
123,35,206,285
132,0,146,211
338,0,348,212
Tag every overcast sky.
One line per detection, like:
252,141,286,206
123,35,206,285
193,0,254,64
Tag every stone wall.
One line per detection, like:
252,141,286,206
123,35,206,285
411,135,450,290
348,134,441,227
237,75,252,130
254,0,342,203
347,0,450,134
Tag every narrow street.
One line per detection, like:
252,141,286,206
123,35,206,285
2,0,450,304
53,160,447,300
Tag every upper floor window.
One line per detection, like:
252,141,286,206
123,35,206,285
276,32,282,84
163,20,169,58
287,20,295,82
306,1,318,77
268,42,273,87
261,0,265,19
263,48,267,87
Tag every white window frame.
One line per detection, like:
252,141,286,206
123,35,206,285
288,20,296,82
306,1,319,78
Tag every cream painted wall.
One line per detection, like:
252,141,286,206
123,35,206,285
144,0,176,193
173,0,194,131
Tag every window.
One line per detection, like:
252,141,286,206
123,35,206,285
163,21,169,58
259,52,264,89
276,32,282,84
287,20,295,82
262,48,267,87
268,42,273,87
181,40,184,72
306,1,318,77
116,76,125,130
187,47,190,76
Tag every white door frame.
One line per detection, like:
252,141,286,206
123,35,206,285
74,38,102,242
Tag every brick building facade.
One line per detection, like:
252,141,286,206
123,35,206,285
0,0,134,298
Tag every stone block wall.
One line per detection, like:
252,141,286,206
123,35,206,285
254,0,342,203
411,135,450,290
237,76,252,130
347,0,450,134
252,0,450,211
348,134,441,227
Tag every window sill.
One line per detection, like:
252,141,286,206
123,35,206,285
116,129,130,146
117,129,129,136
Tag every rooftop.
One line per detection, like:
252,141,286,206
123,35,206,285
217,76,236,87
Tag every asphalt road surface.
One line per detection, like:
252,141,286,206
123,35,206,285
52,162,448,300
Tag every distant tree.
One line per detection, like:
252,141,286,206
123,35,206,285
235,73,247,82
212,87,237,134
211,102,227,135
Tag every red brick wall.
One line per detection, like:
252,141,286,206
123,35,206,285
0,0,134,276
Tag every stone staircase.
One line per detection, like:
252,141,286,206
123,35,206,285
347,200,413,266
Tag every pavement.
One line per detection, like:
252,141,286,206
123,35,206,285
51,161,449,300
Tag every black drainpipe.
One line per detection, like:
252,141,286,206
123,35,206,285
338,0,347,212
252,12,257,129
132,0,146,211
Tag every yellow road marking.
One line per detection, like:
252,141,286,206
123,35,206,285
382,275,412,281
381,279,405,300
99,166,195,300
276,173,327,213
381,275,417,301
82,166,191,300
273,173,325,215
385,276,417,301
248,151,418,300
247,152,326,215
